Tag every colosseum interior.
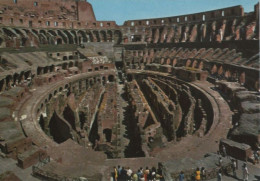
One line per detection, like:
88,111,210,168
0,0,259,180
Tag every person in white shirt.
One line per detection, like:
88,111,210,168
242,163,249,181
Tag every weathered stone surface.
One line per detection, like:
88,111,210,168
0,171,21,181
230,113,260,149
0,107,11,121
220,138,252,161
241,100,260,113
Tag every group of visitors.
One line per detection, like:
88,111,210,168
178,167,207,181
177,159,250,181
112,165,164,181
111,147,258,181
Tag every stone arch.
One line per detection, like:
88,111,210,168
166,58,171,65
0,79,5,92
56,37,63,45
0,36,4,47
114,30,122,44
29,29,40,42
172,58,177,66
153,28,160,43
86,31,94,42
211,64,217,75
70,30,78,44
77,30,87,43
93,30,100,42
103,128,112,142
38,34,47,44
186,59,192,67
108,75,115,82
218,66,224,75
239,72,245,85
2,27,18,38
159,27,167,43
63,105,76,130
99,30,107,42
160,58,165,64
47,30,57,37
13,28,28,46
63,30,74,44
198,61,204,70
13,73,19,85
57,30,68,44
107,30,113,42
192,60,198,68
49,111,72,143
225,70,231,79
69,62,73,67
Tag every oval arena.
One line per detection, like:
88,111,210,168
0,0,259,180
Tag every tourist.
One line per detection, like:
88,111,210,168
179,171,184,181
121,167,127,180
113,166,118,181
132,172,138,181
118,165,122,178
218,157,222,167
127,167,133,181
221,145,227,157
201,167,206,180
140,167,144,174
231,159,237,178
253,150,259,164
242,163,249,181
144,167,150,181
137,169,142,179
195,167,201,181
217,170,222,181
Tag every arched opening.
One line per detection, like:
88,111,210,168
70,30,78,44
57,38,62,45
48,94,52,100
63,30,74,44
100,31,107,42
77,30,88,43
107,30,113,42
114,30,122,44
39,114,45,131
37,67,42,75
86,31,94,42
0,79,4,91
63,105,76,130
49,112,72,144
108,75,114,82
43,67,49,74
57,30,68,44
93,31,100,42
103,129,112,142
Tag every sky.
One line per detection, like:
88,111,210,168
88,0,259,25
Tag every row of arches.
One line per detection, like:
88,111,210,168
126,16,258,44
36,73,116,114
125,51,256,89
0,70,32,92
0,27,123,48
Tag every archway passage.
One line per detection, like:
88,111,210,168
63,105,76,130
57,38,62,45
108,75,115,82
103,129,112,142
49,112,72,144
